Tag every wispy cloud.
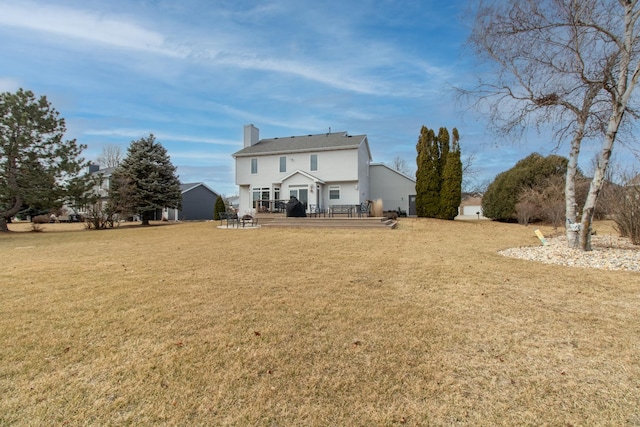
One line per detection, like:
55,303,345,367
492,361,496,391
0,1,450,98
0,77,20,92
170,151,234,162
214,53,386,95
0,1,184,57
84,129,238,146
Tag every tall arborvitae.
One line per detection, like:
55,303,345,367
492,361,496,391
415,126,429,217
416,125,462,219
437,127,450,180
415,126,441,217
439,128,462,220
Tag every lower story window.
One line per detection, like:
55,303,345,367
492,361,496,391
252,187,270,211
329,185,340,200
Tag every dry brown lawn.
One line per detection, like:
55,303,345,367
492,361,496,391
1,219,638,426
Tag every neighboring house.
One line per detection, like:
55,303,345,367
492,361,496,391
232,125,374,215
172,182,219,221
369,163,416,215
84,164,116,214
84,165,219,221
226,195,240,211
89,164,116,197
459,192,487,218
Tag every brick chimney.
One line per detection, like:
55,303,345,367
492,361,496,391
243,124,259,148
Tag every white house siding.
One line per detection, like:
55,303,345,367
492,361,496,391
324,180,360,206
237,149,359,184
238,185,252,215
356,142,371,204
369,164,416,213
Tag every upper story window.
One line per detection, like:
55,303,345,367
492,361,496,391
251,158,258,174
310,154,318,171
279,156,286,173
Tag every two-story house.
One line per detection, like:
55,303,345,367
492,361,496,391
233,125,417,216
233,125,372,215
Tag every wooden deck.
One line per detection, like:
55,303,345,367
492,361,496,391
255,213,397,229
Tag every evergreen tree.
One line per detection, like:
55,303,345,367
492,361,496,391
415,126,462,219
214,195,226,220
415,126,441,217
439,128,462,220
0,89,90,232
434,127,449,219
109,134,181,226
436,127,450,180
482,153,568,222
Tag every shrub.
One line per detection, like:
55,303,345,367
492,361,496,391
214,196,226,220
515,201,539,225
483,153,567,222
32,214,50,224
610,177,640,245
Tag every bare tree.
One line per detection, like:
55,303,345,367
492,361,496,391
515,200,539,225
610,172,640,244
390,155,413,176
95,145,123,168
516,175,565,228
465,0,640,250
461,152,479,192
539,175,568,229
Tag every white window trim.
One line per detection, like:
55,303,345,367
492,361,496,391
329,185,340,200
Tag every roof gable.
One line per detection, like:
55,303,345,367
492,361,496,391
277,169,326,185
180,182,219,196
233,131,367,157
370,163,416,183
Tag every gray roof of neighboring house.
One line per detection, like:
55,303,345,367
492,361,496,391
232,131,368,157
90,166,117,176
180,183,200,192
180,182,219,195
370,163,416,182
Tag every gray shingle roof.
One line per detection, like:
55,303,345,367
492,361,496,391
90,166,117,176
180,183,200,192
232,131,367,157
180,182,219,196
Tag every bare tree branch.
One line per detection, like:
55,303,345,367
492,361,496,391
462,0,640,250
95,145,123,169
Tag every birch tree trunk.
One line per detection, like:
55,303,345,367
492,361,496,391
565,136,582,249
580,112,625,250
579,0,640,250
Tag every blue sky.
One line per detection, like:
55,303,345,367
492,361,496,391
1,0,634,196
